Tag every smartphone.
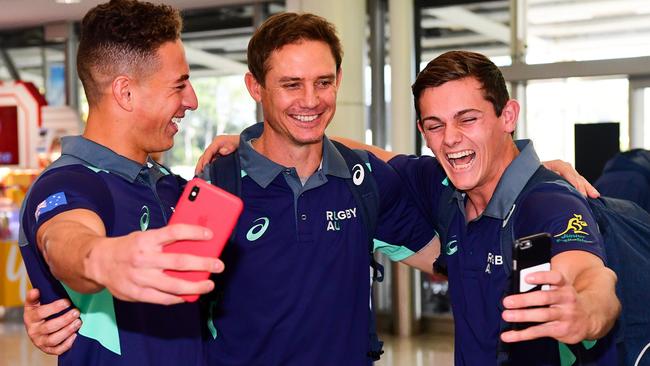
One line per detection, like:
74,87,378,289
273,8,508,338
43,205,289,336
163,178,243,302
511,232,552,329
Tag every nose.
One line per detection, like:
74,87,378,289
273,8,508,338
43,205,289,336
183,81,199,111
300,85,319,109
443,123,462,147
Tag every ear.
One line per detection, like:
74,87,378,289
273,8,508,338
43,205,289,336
501,99,520,134
335,67,343,89
416,120,425,135
112,75,134,112
244,72,263,103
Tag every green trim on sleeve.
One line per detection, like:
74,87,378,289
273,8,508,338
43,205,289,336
373,239,415,261
63,285,121,355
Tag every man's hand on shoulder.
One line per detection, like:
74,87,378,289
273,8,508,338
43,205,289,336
542,160,600,198
194,134,240,175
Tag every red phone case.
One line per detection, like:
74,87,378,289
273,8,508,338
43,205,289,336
163,177,243,302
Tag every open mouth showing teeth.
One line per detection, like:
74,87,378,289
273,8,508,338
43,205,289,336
446,149,476,169
293,114,319,122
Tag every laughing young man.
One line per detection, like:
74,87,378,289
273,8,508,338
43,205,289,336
343,51,620,365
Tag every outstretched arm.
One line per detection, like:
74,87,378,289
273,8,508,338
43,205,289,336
500,250,619,343
38,209,224,304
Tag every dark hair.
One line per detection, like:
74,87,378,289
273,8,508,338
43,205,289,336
412,50,509,121
247,12,343,86
77,0,182,105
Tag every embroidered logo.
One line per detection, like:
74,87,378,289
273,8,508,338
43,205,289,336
445,239,458,256
554,213,593,244
352,164,365,186
325,208,357,231
246,217,269,241
485,252,503,274
139,205,150,231
35,192,68,221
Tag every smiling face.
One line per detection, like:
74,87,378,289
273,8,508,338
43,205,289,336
130,39,198,154
417,77,519,198
246,40,341,147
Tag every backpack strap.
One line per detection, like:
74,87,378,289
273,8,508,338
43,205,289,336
207,151,241,242
202,151,242,337
330,140,384,361
496,165,566,364
330,141,382,280
434,179,457,274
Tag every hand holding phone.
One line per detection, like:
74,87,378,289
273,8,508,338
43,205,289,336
163,178,243,302
511,232,552,329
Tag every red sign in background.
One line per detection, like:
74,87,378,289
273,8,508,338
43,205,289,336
0,106,19,165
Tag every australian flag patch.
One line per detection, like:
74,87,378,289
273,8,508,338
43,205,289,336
35,192,68,222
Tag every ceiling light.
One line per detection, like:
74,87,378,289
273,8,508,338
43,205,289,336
56,0,81,4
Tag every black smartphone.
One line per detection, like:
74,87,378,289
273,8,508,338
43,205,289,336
511,232,552,330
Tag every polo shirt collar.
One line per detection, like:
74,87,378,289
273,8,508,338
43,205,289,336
60,135,161,183
483,139,541,219
451,139,540,219
238,122,350,188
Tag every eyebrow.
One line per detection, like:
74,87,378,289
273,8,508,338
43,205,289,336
421,108,481,122
277,74,336,83
175,74,190,83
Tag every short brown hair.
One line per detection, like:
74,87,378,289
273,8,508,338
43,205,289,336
77,0,182,106
247,12,343,86
412,51,509,121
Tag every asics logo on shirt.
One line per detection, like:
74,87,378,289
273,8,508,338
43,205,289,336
246,217,270,241
352,164,365,186
445,239,458,255
140,205,150,231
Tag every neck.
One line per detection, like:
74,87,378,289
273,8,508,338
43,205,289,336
83,110,148,164
252,130,323,179
464,141,520,221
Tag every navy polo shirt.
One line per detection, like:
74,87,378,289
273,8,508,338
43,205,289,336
202,123,434,366
390,140,616,366
19,136,208,366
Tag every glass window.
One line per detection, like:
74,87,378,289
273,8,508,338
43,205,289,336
417,1,512,67
525,77,628,165
526,0,650,63
164,75,256,180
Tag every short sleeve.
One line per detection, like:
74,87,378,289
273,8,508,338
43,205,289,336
388,154,448,229
367,153,436,260
22,165,115,247
513,183,606,262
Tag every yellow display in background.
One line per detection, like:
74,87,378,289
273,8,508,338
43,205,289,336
0,240,30,307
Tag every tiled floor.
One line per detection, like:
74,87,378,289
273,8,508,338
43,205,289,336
0,319,454,366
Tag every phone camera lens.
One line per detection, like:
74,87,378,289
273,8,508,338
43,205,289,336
189,186,200,202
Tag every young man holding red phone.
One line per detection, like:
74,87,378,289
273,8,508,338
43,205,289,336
18,0,224,364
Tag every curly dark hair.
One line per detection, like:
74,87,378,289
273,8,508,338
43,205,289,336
247,12,343,86
77,0,182,105
412,50,509,122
